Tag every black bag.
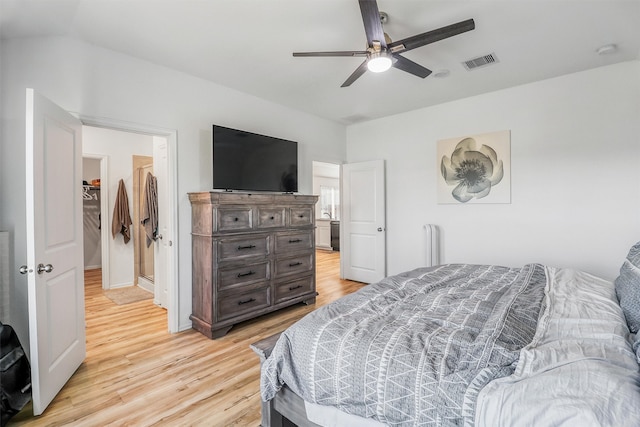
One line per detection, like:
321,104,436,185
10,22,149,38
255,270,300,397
0,321,31,427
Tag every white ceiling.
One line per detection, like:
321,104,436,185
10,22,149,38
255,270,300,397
2,0,639,125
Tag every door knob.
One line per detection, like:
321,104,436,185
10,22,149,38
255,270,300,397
377,227,383,232
19,265,31,275
37,263,54,274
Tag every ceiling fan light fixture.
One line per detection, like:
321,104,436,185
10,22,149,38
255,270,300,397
367,52,393,73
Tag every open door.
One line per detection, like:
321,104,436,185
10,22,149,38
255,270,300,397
341,160,386,283
153,137,169,308
24,88,86,414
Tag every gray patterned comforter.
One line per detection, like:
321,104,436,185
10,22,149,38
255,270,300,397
260,263,547,426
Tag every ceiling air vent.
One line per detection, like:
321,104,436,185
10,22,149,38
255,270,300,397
462,53,499,71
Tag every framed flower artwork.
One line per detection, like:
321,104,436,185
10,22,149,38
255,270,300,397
437,130,511,204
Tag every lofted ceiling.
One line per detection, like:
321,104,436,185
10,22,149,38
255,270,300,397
1,0,639,125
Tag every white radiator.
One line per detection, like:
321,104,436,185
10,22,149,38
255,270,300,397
424,224,440,267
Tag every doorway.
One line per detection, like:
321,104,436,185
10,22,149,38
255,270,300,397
312,161,341,262
81,120,178,333
132,156,155,292
82,158,102,271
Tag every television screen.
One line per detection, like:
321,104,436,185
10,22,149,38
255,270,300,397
213,125,298,193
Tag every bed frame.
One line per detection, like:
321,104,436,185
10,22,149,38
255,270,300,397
251,332,321,427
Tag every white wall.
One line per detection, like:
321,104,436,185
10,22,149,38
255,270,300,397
0,35,347,347
83,126,153,287
346,61,640,280
82,158,100,183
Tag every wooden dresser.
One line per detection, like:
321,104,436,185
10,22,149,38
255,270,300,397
188,192,318,339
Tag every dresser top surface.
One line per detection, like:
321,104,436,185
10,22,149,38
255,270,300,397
188,191,318,205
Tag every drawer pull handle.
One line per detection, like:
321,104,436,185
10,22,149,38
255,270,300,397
237,244,256,250
270,216,275,220
237,270,255,278
289,285,303,291
238,298,256,305
234,217,239,221
298,214,305,218
289,262,302,267
289,239,302,243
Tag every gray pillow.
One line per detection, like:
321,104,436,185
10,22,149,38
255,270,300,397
614,242,640,334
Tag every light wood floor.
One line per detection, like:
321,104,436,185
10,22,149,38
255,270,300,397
10,250,364,427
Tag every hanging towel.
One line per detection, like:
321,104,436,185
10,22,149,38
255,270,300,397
111,179,132,243
141,172,158,248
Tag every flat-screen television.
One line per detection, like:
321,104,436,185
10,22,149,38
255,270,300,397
212,125,298,193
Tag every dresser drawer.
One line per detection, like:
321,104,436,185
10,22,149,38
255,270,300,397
218,235,269,261
289,207,313,227
257,207,286,229
217,262,269,291
217,287,270,321
217,208,253,232
274,253,313,278
275,231,313,254
274,275,314,304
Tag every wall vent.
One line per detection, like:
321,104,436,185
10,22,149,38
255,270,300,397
462,53,499,70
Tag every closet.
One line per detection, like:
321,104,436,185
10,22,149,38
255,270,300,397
83,158,102,270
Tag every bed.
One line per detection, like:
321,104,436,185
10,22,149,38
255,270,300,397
253,245,640,426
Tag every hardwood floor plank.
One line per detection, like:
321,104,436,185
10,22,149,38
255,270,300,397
10,250,364,426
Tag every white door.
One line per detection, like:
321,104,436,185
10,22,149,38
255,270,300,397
341,160,386,283
153,137,169,308
25,88,86,415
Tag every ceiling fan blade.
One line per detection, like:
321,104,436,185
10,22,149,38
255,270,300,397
392,54,432,78
388,19,475,54
341,60,369,87
358,0,387,47
293,51,368,57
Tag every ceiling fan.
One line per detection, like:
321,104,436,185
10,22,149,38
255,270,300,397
293,0,475,87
